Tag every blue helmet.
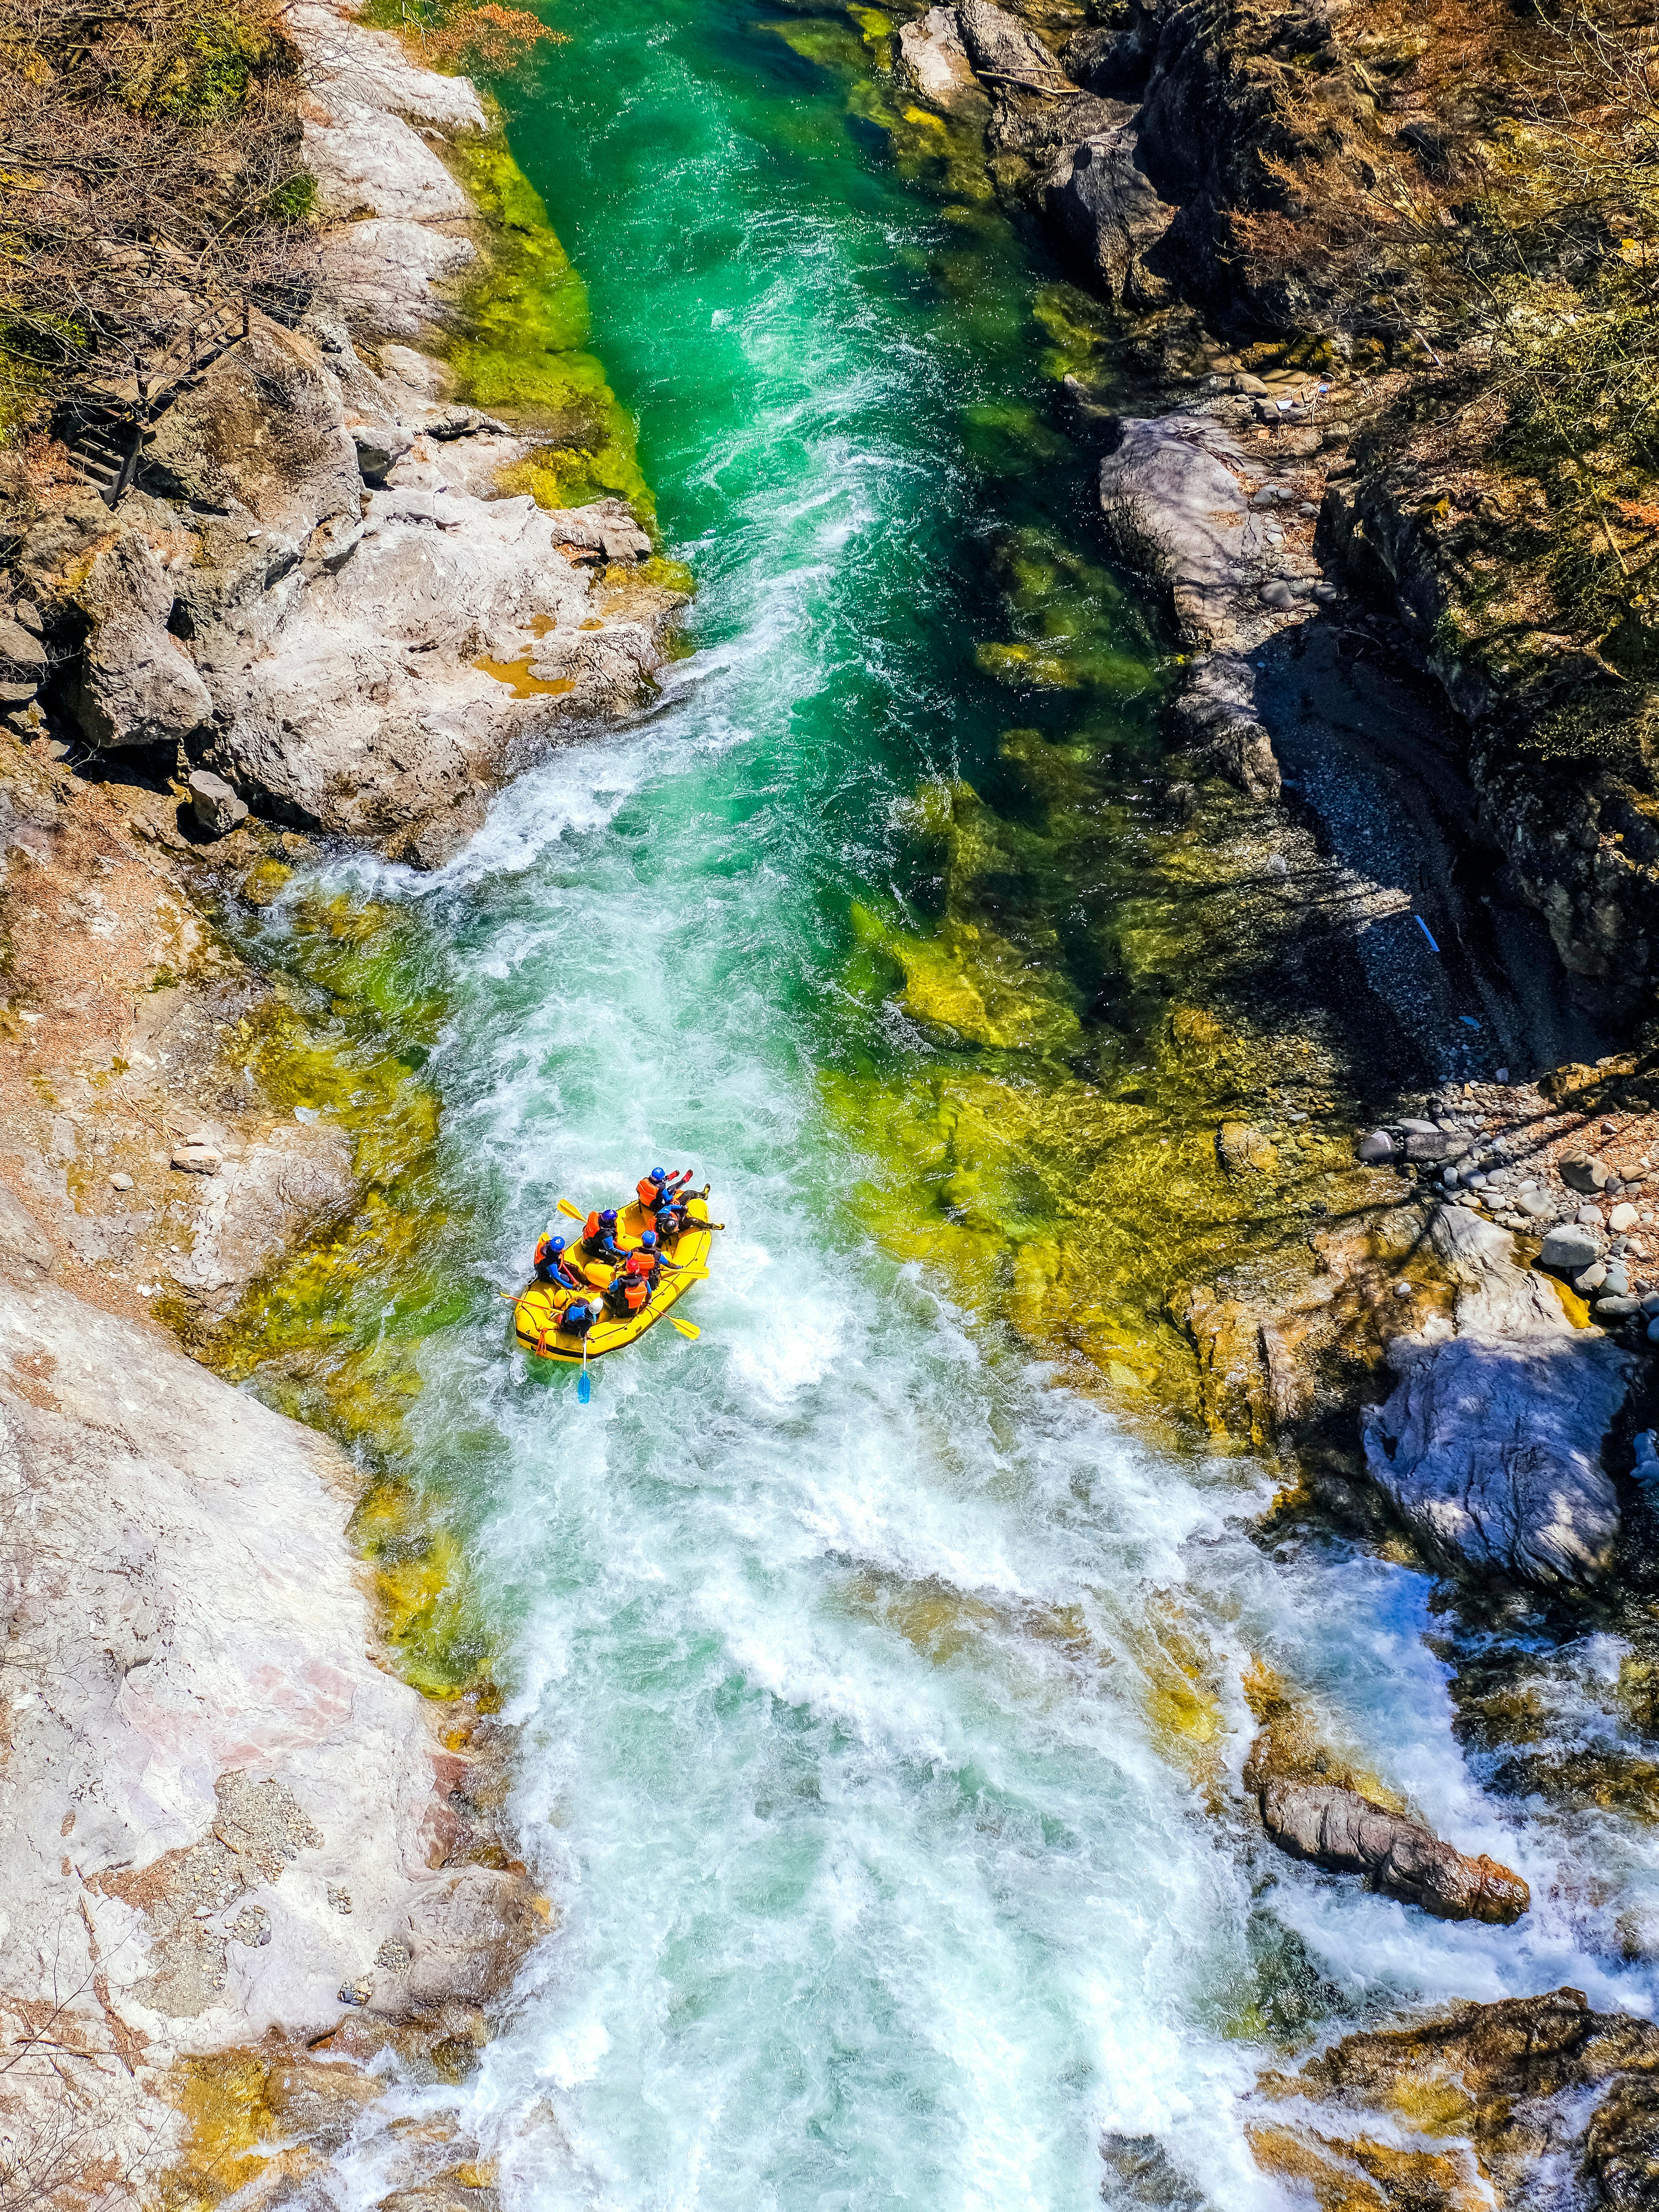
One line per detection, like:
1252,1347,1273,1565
641,1230,657,1248
600,1208,618,1225
649,1166,666,1183
550,1236,565,1253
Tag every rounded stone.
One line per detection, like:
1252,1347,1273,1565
1541,1222,1602,1273
109,1171,134,1192
1610,1201,1640,1232
1357,1129,1395,1162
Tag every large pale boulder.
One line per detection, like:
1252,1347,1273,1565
0,1265,540,2168
1362,1205,1629,1587
142,315,360,532
895,7,987,113
1099,415,1257,648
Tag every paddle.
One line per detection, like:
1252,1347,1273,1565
670,1317,701,1341
557,1199,585,1221
578,1335,591,1403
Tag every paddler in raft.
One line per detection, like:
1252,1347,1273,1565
577,1206,624,1266
642,1174,721,1246
601,1229,684,1320
532,1232,584,1290
636,1166,694,1226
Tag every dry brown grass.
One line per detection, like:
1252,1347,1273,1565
0,0,315,439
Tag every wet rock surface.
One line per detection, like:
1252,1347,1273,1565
1362,1205,1630,1589
1258,1777,1529,1923
1251,1988,1659,2212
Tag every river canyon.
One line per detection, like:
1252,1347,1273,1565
7,0,1659,2205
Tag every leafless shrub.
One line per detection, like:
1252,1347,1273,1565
0,0,317,443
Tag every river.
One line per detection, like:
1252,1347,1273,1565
267,0,1659,2201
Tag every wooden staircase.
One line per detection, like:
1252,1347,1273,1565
62,296,250,508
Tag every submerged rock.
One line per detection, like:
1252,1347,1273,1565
1259,1779,1528,1923
1217,1120,1278,1175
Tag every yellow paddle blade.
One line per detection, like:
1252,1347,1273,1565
557,1198,585,1220
671,1317,701,1340
676,1265,710,1279
498,1291,518,1303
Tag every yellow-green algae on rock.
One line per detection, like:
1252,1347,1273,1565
192,887,498,1702
770,6,998,205
443,135,655,522
826,742,1392,1434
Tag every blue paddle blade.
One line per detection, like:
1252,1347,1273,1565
578,1367,591,1404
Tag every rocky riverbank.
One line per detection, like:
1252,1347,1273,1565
858,0,1659,2193
0,0,686,2196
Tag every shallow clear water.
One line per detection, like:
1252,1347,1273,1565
295,3,1659,2201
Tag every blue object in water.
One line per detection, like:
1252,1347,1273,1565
1416,914,1441,951
1460,1015,1481,1029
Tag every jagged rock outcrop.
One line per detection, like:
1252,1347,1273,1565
1259,1777,1529,1922
1362,1205,1630,1588
1044,127,1174,308
1096,410,1344,798
1249,1987,1659,2212
0,1262,541,2183
6,0,685,869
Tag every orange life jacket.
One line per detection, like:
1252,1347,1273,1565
534,1233,553,1266
584,1211,601,1240
637,1175,664,1211
626,1249,656,1278
623,1277,648,1311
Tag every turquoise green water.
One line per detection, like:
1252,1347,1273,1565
264,3,1659,2201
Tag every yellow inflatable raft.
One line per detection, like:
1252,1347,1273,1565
513,1196,712,1365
